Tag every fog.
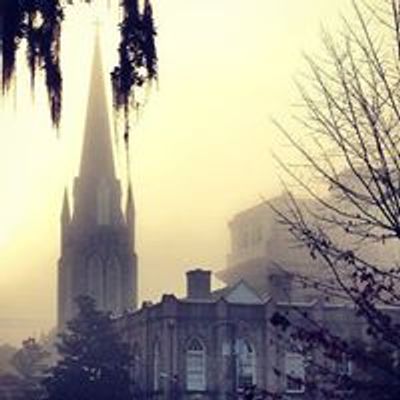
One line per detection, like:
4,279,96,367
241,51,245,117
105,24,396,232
0,0,350,344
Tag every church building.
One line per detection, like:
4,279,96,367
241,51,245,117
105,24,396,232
56,34,400,400
57,33,138,329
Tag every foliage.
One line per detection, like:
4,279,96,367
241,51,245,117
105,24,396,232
0,0,63,125
42,295,133,400
270,309,400,399
9,338,49,400
271,1,400,398
236,385,276,400
11,337,49,380
112,0,157,144
0,0,157,137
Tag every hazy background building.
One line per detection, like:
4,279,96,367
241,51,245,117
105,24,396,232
218,192,400,303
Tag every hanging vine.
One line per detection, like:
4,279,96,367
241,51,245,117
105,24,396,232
1,0,63,127
0,0,158,137
111,0,158,146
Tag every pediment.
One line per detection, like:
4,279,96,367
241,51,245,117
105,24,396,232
224,281,263,304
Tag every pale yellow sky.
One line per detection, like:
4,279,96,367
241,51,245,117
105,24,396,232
0,0,350,344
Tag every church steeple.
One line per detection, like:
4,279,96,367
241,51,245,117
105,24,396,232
72,30,123,227
79,30,115,181
58,27,138,330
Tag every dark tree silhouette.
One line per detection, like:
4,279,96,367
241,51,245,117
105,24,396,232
112,0,157,145
11,337,49,400
269,307,400,400
0,0,157,138
269,0,400,398
11,337,49,380
0,0,63,126
42,296,133,400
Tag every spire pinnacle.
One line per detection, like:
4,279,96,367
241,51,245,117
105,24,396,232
61,188,70,222
126,181,135,248
126,181,134,205
79,28,115,180
126,181,135,220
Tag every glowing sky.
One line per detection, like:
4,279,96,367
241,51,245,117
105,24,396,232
0,0,350,344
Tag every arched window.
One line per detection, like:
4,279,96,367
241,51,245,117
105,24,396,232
97,179,111,225
186,338,206,391
153,340,161,391
87,255,104,308
237,339,256,389
105,256,121,314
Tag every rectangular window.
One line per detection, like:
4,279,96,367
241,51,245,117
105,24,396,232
187,351,206,391
237,339,256,389
285,352,305,393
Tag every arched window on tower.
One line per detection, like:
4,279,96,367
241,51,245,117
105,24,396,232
186,338,206,391
97,178,111,225
87,255,104,309
153,340,162,391
237,339,256,389
105,256,121,314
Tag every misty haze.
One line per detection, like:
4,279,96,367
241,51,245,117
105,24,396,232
2,1,400,399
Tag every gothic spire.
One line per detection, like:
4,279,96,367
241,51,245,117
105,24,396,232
79,29,115,181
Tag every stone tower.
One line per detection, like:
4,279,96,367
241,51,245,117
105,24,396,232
57,33,138,329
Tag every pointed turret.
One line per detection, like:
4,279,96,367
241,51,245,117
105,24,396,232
61,188,71,224
79,30,115,181
61,189,70,249
126,182,135,249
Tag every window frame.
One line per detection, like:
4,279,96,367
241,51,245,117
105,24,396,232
284,351,306,394
186,338,206,392
236,338,257,389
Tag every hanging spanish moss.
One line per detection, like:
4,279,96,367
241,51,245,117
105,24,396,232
0,0,157,137
111,0,158,146
0,0,63,128
1,1,24,93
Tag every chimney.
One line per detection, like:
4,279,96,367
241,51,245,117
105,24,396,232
186,269,212,300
